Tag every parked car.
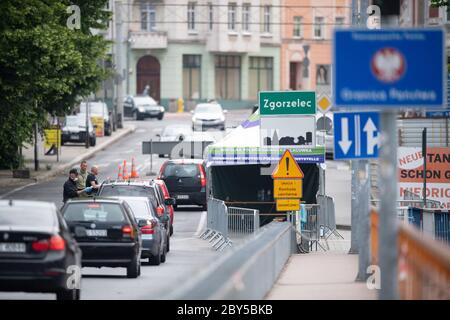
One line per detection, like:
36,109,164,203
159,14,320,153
61,198,142,278
115,197,167,265
154,179,175,236
191,103,227,131
79,101,112,136
158,159,207,210
97,181,173,251
123,95,165,120
61,114,96,146
0,200,82,300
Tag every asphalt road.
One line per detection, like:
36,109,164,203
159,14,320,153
0,110,251,300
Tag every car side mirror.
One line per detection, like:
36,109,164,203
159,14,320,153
156,133,161,138
165,198,176,206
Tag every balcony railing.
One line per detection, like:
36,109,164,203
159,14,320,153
129,30,168,49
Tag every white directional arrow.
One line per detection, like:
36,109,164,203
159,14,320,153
363,117,379,155
338,117,352,154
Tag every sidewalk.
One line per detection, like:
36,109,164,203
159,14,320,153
0,125,135,189
265,253,377,300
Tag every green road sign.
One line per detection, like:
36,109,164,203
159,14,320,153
259,91,316,116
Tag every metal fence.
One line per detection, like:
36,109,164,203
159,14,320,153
402,189,442,208
200,198,260,251
405,207,450,244
398,117,450,147
294,196,343,253
228,206,260,235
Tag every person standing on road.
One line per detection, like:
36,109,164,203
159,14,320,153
77,160,88,196
63,168,93,203
86,165,101,195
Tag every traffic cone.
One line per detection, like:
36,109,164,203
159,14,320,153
123,160,128,180
118,165,122,180
130,157,139,178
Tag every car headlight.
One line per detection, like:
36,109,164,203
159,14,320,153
192,116,197,122
138,107,145,112
219,115,225,121
159,106,165,112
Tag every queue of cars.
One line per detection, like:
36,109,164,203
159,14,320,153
0,176,198,300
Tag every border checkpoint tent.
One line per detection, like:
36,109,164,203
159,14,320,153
205,110,325,226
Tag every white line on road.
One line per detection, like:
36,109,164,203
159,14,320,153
194,211,207,236
0,182,37,199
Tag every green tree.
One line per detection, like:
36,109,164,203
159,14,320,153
0,0,112,169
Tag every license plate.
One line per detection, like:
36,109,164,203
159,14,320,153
86,229,107,237
177,195,189,199
0,243,26,253
70,134,79,140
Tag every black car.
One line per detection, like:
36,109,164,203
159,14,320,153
61,114,97,146
123,95,165,120
115,197,167,265
61,198,142,278
158,159,207,210
0,200,82,300
97,181,173,251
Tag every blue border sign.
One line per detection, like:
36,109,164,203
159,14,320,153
333,29,446,108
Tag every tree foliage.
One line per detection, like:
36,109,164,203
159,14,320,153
0,0,111,169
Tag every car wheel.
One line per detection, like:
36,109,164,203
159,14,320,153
149,252,161,266
157,114,164,121
89,137,96,147
170,224,173,237
56,288,79,301
166,235,170,253
61,140,65,146
202,204,207,211
158,154,165,158
133,111,142,121
127,255,140,278
173,204,178,211
161,244,167,263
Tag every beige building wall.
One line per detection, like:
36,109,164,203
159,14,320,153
280,0,351,92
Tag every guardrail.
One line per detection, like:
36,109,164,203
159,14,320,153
370,208,450,299
167,221,296,300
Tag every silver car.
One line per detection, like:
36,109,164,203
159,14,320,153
191,103,227,131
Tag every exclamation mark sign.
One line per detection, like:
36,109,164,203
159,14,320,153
286,157,289,176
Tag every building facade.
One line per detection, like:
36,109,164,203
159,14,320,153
120,0,281,109
280,0,350,95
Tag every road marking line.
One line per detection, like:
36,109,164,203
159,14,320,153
0,182,37,199
194,211,207,236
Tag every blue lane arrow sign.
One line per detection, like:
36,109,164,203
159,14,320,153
334,112,380,160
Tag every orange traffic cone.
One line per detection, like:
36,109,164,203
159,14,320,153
123,160,128,180
130,157,139,178
118,165,123,180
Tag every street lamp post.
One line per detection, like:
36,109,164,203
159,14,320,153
85,98,90,149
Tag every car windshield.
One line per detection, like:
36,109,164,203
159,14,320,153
65,116,84,127
99,185,158,204
163,163,199,178
63,202,126,223
134,96,157,106
0,207,55,228
195,104,222,114
79,102,105,115
124,200,153,219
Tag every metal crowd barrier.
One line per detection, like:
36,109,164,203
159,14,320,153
228,206,260,235
200,198,261,251
317,195,343,240
406,207,450,244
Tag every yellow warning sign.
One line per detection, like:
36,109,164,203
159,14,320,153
276,199,300,211
44,129,61,148
274,179,302,198
91,116,104,137
272,149,304,179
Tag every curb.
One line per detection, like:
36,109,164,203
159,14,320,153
21,125,135,185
